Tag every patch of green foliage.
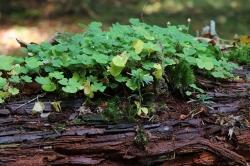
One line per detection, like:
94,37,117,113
101,98,125,122
0,19,237,105
226,44,250,65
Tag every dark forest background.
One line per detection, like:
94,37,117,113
0,0,249,54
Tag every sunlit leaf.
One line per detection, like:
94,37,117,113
152,63,163,79
112,52,128,67
141,107,149,115
109,52,128,77
83,81,94,98
133,39,144,54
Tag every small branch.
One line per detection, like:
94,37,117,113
16,32,61,48
16,38,28,48
13,93,46,111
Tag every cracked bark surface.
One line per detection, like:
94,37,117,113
0,67,249,166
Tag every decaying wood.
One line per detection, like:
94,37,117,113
0,67,250,165
0,121,248,165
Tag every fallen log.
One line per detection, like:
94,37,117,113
0,117,249,165
0,67,250,165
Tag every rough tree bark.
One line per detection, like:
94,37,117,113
0,67,249,166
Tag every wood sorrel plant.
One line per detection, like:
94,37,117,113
0,19,237,103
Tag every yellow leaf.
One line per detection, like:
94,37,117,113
112,52,128,67
141,107,149,115
51,101,62,112
137,109,142,116
109,52,128,77
153,63,163,79
133,39,144,54
135,101,149,117
84,81,94,98
239,36,250,45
